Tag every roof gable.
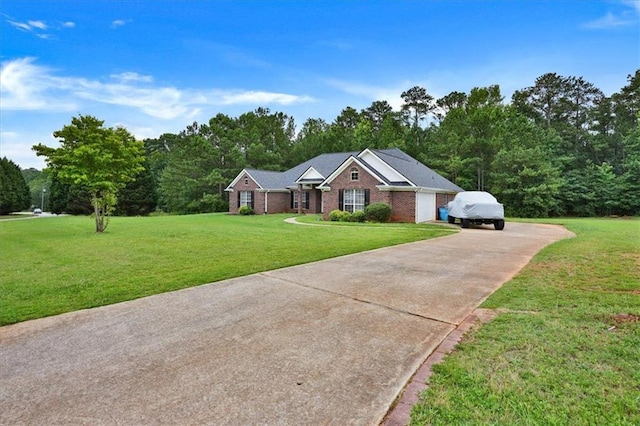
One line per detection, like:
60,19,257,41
318,156,387,188
357,149,413,186
225,169,285,191
295,166,324,183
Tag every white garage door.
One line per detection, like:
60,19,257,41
415,192,436,223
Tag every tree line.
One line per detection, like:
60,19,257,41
18,70,640,218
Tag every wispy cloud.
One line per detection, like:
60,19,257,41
7,20,33,31
110,72,154,83
0,57,315,120
322,78,411,110
7,19,48,31
622,0,640,14
583,11,633,28
111,19,128,28
217,91,314,106
0,57,77,110
5,16,75,37
583,0,639,29
28,20,47,30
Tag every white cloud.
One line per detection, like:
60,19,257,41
583,11,633,29
583,1,640,29
28,20,47,30
0,131,54,170
322,78,410,110
0,57,315,120
111,19,127,28
7,20,32,31
5,17,74,36
110,72,154,83
622,0,640,14
0,57,77,110
218,91,315,106
7,19,48,31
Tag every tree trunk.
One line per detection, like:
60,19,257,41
93,193,105,233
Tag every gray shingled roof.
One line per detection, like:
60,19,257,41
371,148,464,192
244,148,463,192
244,169,288,190
286,152,356,183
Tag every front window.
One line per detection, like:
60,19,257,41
343,189,365,213
239,191,252,207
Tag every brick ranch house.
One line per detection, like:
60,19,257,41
225,148,463,223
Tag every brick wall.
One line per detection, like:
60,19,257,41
436,193,456,208
307,189,322,213
389,191,416,222
321,164,390,220
266,192,289,214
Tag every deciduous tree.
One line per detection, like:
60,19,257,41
33,115,145,232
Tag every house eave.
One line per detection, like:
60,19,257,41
256,188,290,193
376,185,458,193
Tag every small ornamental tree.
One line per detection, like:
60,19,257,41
33,115,145,232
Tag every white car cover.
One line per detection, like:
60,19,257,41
447,191,504,220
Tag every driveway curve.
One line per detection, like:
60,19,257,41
0,222,572,425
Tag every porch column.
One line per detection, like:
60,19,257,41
297,184,303,214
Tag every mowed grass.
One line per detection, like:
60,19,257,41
0,213,454,325
411,218,640,425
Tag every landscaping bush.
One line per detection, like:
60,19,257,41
364,202,392,222
329,209,356,222
238,205,254,215
350,210,366,223
329,209,342,221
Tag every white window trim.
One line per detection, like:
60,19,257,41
240,191,252,207
350,167,359,181
343,189,365,213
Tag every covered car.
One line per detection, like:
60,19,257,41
446,191,505,230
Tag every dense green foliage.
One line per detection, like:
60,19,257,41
364,202,392,222
141,70,637,217
14,70,640,219
237,205,254,215
0,157,30,214
0,214,453,325
410,218,640,425
33,115,145,231
328,209,366,222
21,167,49,211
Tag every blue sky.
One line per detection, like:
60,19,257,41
1,1,638,169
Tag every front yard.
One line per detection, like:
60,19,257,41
0,213,453,325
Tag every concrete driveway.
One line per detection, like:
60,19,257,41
0,222,572,425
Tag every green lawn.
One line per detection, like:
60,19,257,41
410,218,640,425
0,213,454,325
